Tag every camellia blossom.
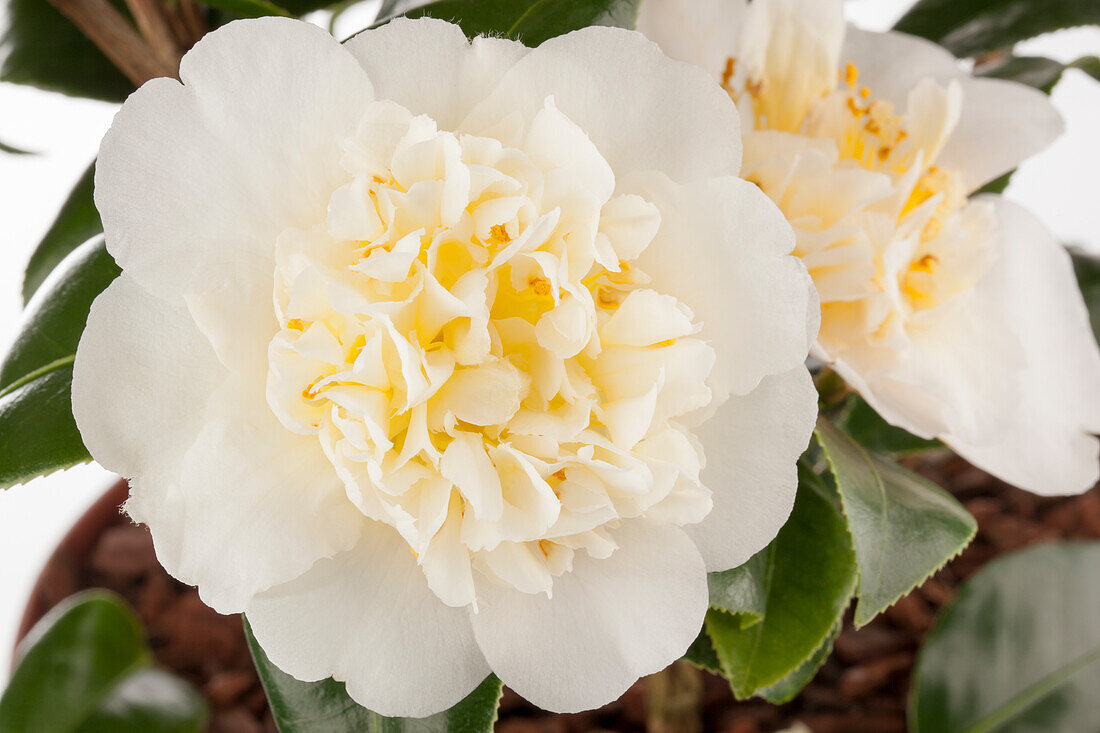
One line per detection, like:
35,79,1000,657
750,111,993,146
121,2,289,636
72,17,818,715
639,0,1100,495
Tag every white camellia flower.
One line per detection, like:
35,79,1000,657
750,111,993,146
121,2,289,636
72,17,818,715
639,0,1100,495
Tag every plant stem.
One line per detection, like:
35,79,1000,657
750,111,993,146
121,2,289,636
123,0,182,71
45,0,177,86
646,661,704,733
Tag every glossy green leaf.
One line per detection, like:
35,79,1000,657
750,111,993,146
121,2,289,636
911,542,1100,733
0,360,90,489
705,470,857,699
244,617,503,732
815,419,976,628
0,239,118,489
4,239,120,392
1072,250,1100,345
894,0,1100,59
757,620,841,705
1,0,133,101
833,394,942,457
707,550,767,629
0,591,206,733
201,0,291,18
378,0,641,45
23,162,103,303
683,629,721,674
978,54,1100,94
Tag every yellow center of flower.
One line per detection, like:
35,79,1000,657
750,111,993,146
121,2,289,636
264,100,715,607
725,55,993,318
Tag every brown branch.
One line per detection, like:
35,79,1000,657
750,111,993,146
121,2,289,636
123,0,182,72
45,0,177,87
178,0,207,47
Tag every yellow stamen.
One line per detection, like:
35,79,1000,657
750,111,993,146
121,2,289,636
488,224,511,245
845,62,859,87
285,318,307,331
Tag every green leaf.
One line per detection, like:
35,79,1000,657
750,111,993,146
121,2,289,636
683,629,722,674
4,239,120,392
705,469,857,699
0,591,206,733
23,161,103,303
910,542,1100,733
976,170,1013,195
0,239,119,489
0,360,90,489
833,394,942,457
1,0,134,101
244,617,503,732
1072,250,1100,346
0,139,34,155
707,551,767,629
815,418,976,628
894,0,1100,59
201,0,291,18
378,0,641,45
757,620,841,705
978,54,1100,94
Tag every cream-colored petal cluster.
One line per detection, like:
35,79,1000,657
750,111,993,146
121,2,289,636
265,98,713,607
639,0,1100,497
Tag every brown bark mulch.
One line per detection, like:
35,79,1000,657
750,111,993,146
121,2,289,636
20,456,1100,732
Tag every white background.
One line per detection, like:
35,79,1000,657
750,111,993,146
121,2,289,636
0,0,1097,684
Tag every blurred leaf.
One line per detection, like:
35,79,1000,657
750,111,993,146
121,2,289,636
833,394,942,457
0,239,119,489
910,542,1100,733
377,0,641,45
757,620,842,705
23,161,103,303
1,0,133,101
706,468,857,699
4,239,120,392
816,419,976,628
0,591,206,732
0,139,34,155
976,170,1012,195
245,618,503,732
978,54,1100,94
1072,250,1100,346
894,0,1100,59
201,0,290,18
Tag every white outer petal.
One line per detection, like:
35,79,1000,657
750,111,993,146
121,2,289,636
938,77,1063,191
632,172,815,401
247,522,489,717
345,18,529,131
841,27,1062,190
687,366,817,571
128,379,364,613
469,522,707,713
461,26,743,184
636,0,748,78
946,198,1100,495
72,275,224,480
95,17,372,299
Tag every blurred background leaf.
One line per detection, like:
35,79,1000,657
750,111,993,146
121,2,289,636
910,542,1100,733
1072,250,1100,345
0,0,134,101
22,161,102,304
0,591,207,732
0,239,118,489
376,0,641,45
895,0,1100,58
